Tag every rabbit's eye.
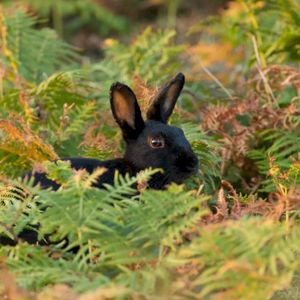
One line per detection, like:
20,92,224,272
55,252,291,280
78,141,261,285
148,136,165,149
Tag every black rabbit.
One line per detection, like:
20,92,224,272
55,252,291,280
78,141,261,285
0,73,199,247
31,73,199,190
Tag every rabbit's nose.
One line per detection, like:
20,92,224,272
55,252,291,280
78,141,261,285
185,155,199,172
176,152,199,173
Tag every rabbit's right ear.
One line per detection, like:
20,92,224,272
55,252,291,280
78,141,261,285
110,82,145,141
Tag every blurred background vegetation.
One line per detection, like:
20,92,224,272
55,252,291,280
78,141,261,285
0,0,300,299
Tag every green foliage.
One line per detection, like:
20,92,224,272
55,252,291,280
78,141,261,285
0,165,208,294
0,11,102,175
2,0,129,37
0,9,75,83
92,27,185,100
1,165,300,298
247,104,300,192
253,0,300,63
180,122,221,192
171,218,300,300
0,3,300,299
190,0,300,70
0,69,99,175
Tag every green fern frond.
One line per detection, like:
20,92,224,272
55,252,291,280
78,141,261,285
0,9,75,83
248,127,300,191
0,181,39,239
170,218,300,299
180,122,221,192
92,27,185,94
4,0,129,35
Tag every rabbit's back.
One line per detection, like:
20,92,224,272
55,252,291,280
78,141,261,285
30,158,133,190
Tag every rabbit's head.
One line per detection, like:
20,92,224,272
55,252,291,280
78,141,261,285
110,73,198,189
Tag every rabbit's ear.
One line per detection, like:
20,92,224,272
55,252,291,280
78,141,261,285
147,73,185,123
110,82,145,141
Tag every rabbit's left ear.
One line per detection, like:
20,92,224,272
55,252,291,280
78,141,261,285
110,82,145,141
147,73,185,123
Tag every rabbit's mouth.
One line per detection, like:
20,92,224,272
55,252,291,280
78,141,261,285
147,159,198,189
148,171,173,189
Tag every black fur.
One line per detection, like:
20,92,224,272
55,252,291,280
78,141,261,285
32,158,134,190
30,72,199,190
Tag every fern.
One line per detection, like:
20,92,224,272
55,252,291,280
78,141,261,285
248,127,300,192
0,164,208,294
3,0,129,36
180,122,221,192
260,0,300,62
92,27,185,100
0,182,40,240
170,218,300,300
0,117,58,176
0,9,75,83
50,101,97,157
1,4,300,299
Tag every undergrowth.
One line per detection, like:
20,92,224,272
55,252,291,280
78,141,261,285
0,2,300,299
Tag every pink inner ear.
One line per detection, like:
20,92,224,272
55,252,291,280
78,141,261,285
113,90,135,128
